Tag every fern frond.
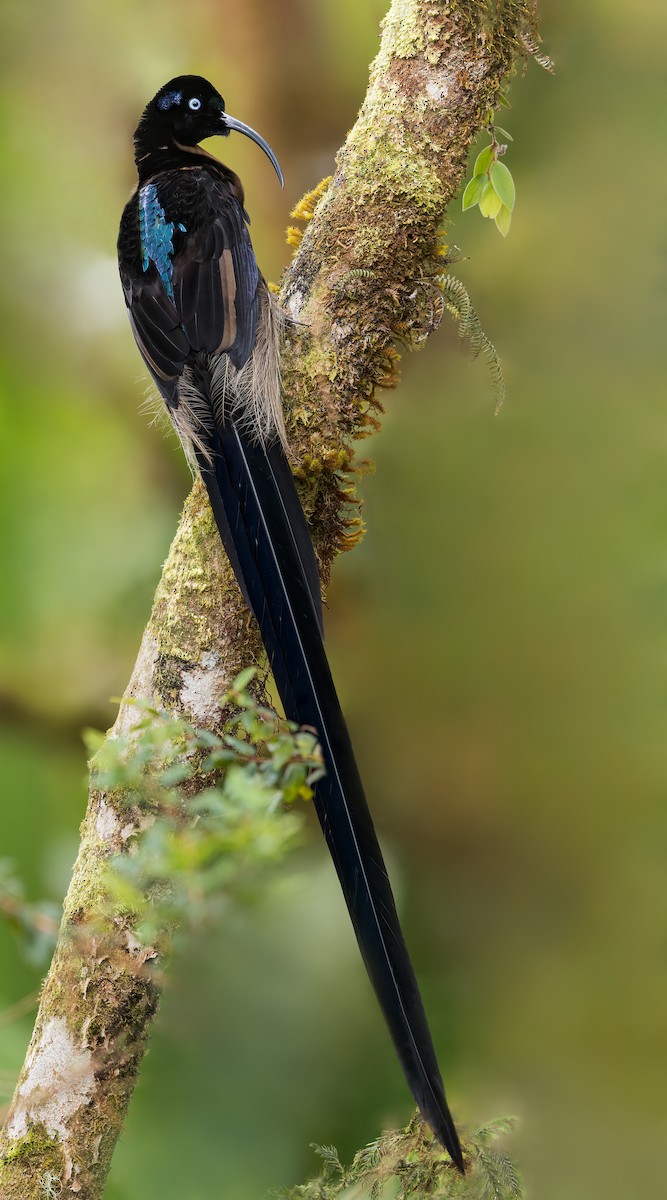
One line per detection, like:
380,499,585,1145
436,274,506,412
351,1135,386,1174
281,1115,522,1200
474,1148,524,1200
520,29,554,73
472,1118,519,1148
313,1144,344,1178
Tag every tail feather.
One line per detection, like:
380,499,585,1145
195,376,463,1172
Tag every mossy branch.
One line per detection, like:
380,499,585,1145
0,1,539,1195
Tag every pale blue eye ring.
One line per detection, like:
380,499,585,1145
188,97,201,111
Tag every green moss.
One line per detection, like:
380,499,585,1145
59,799,121,920
150,483,227,661
146,483,264,687
1,1129,59,1166
379,0,427,62
343,142,445,219
0,1125,65,1200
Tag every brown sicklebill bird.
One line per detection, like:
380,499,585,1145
117,75,463,1172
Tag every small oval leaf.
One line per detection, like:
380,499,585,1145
495,204,512,237
493,125,513,141
479,179,503,219
462,173,487,211
232,666,257,692
489,160,516,211
473,145,494,177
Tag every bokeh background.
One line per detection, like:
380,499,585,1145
1,1,665,1196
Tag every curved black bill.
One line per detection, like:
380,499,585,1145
223,114,284,188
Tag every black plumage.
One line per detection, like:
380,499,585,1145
118,75,463,1172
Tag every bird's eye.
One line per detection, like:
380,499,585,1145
188,97,201,111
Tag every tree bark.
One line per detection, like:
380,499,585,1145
0,2,537,1195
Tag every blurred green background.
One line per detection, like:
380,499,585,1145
1,1,665,1196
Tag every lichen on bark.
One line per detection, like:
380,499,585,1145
0,2,539,1195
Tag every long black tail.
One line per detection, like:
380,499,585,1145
194,379,463,1171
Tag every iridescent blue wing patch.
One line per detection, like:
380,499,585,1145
138,183,186,301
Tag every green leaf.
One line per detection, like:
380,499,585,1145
105,872,146,915
493,125,513,141
473,145,494,176
195,729,223,749
495,204,512,237
489,160,516,210
479,179,503,219
159,763,192,787
232,666,256,693
498,92,511,109
82,727,105,754
462,173,487,211
223,735,256,758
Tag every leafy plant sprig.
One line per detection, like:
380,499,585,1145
1,674,324,968
462,115,516,238
0,860,59,967
281,1113,523,1200
86,670,325,945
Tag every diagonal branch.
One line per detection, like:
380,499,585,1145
0,3,537,1196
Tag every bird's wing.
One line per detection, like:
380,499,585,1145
118,167,260,395
118,168,324,627
171,169,260,368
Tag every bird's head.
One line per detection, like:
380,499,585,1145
134,75,284,186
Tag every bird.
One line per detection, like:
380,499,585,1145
117,75,463,1172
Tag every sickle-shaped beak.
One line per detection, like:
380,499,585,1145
222,114,284,188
